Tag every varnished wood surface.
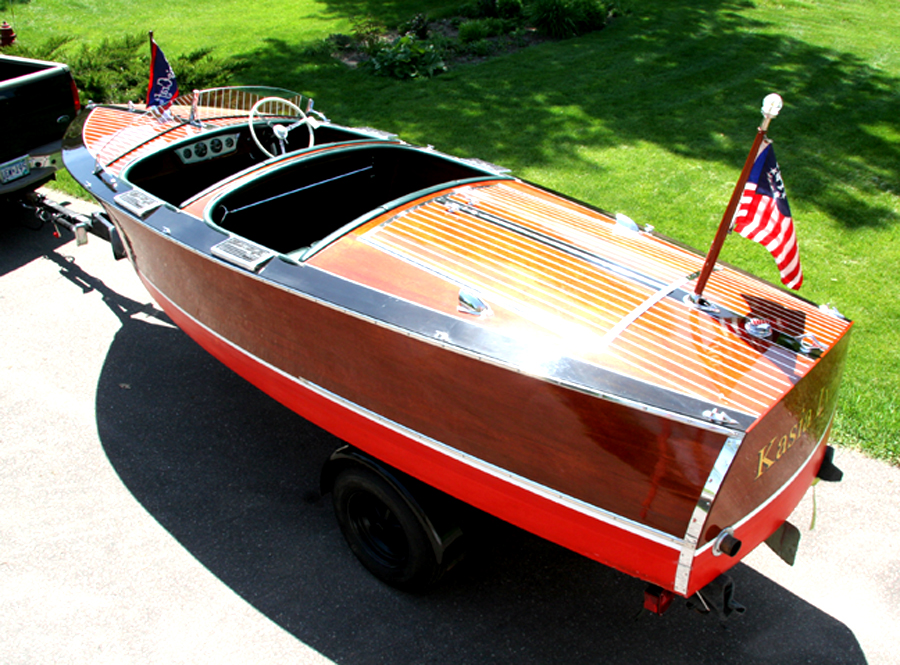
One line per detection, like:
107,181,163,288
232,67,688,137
702,331,852,546
318,180,850,423
82,104,853,549
110,207,728,538
83,106,247,175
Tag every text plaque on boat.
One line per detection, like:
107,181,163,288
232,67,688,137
211,236,276,271
114,189,163,218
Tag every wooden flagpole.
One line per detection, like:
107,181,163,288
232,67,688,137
692,93,783,300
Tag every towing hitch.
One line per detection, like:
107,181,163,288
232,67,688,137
22,192,126,260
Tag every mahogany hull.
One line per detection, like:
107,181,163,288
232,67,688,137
62,96,853,598
99,200,845,596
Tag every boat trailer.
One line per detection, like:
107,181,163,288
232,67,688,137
18,190,126,260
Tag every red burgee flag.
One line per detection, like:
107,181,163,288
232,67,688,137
732,141,803,289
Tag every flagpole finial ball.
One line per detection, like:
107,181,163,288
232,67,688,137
761,93,783,118
1,21,17,47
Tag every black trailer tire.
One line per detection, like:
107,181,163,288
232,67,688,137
332,466,441,591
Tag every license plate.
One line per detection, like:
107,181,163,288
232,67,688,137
0,156,30,184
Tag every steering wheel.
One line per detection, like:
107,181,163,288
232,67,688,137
248,96,314,158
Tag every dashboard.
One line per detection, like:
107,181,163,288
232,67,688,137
177,133,241,164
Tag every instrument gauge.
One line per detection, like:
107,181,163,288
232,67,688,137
210,138,223,153
194,142,208,158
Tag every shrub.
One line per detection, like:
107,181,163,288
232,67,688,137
352,18,388,56
7,34,245,104
399,13,430,39
529,0,577,39
365,35,447,79
497,0,524,20
529,0,612,39
462,38,496,58
327,33,356,51
458,17,507,43
571,0,608,32
458,0,500,19
477,0,499,18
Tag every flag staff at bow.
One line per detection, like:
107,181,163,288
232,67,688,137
146,31,179,110
693,93,803,299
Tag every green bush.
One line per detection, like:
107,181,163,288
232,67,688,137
399,13,430,39
6,34,244,104
529,0,577,38
365,35,447,79
458,18,508,43
570,0,609,32
352,18,388,56
497,0,524,20
458,0,500,19
529,0,611,39
462,38,496,58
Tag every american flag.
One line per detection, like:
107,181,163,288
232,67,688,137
732,142,803,290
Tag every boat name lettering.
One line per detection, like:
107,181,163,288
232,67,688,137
755,386,834,480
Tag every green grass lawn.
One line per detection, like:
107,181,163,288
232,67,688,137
4,0,898,462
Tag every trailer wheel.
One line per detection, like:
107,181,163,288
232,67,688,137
333,466,440,591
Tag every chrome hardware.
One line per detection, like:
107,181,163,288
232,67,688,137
354,126,398,140
744,318,773,339
458,289,491,317
798,333,823,355
685,293,720,314
712,528,742,557
93,163,118,191
114,189,163,218
459,157,511,175
615,212,639,232
819,303,845,319
211,236,276,271
702,408,739,426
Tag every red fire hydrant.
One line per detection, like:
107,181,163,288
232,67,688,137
1,21,17,47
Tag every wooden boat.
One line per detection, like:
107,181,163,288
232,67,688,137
63,87,851,612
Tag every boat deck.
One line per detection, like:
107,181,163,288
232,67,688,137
328,180,849,420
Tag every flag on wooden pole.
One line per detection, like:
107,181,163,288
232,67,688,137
732,141,803,290
146,33,178,109
693,93,801,299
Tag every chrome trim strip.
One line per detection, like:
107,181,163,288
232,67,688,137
597,272,700,349
674,434,743,594
142,272,685,551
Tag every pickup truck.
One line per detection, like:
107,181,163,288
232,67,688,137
1,53,80,199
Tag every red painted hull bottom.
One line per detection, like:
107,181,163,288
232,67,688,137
140,273,822,598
